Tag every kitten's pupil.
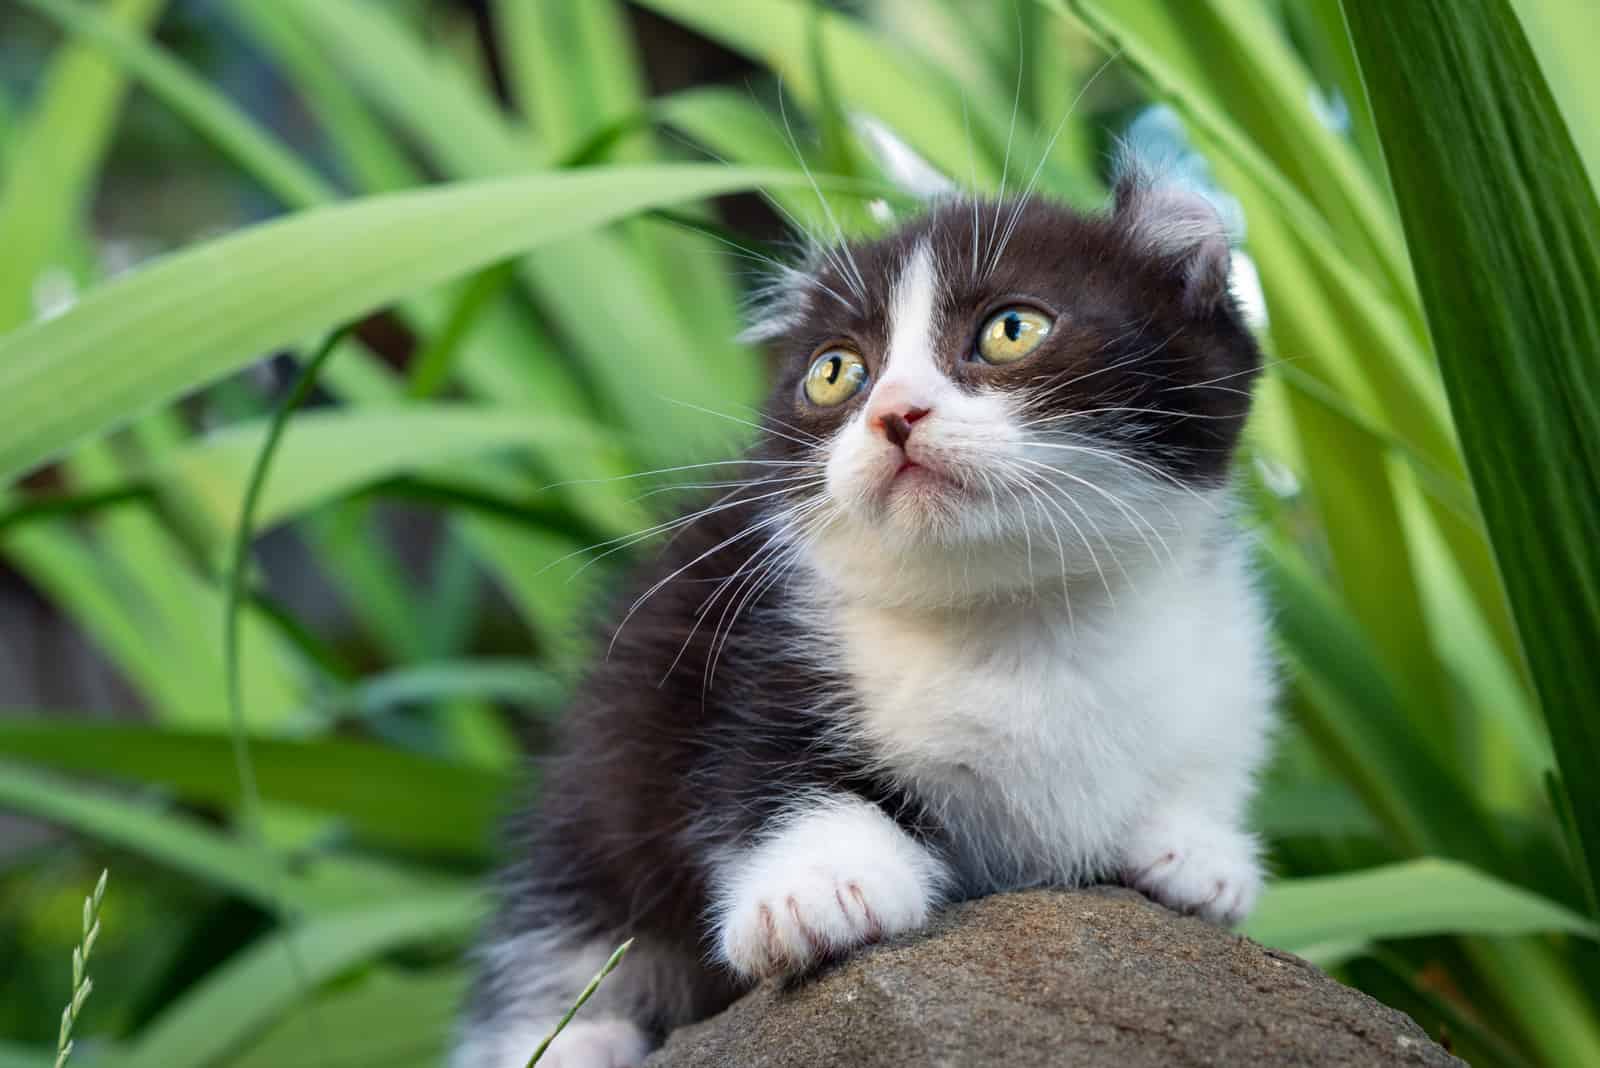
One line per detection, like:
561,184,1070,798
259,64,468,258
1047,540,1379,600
826,356,842,384
1003,313,1022,342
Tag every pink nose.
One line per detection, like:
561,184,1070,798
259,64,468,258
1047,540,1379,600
876,405,931,449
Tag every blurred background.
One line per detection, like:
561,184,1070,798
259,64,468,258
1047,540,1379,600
1,2,1597,1067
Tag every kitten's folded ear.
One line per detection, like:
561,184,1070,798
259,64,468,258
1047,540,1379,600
1113,170,1233,315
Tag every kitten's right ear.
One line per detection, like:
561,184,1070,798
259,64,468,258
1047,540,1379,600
1113,169,1233,315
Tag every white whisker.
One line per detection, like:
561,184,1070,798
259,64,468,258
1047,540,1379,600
538,457,823,495
1005,461,1118,602
629,474,826,503
986,2,1026,278
987,49,1122,279
775,83,869,302
545,478,822,580
1022,440,1216,509
608,504,807,656
1019,405,1244,426
1010,454,1174,570
993,466,1075,635
659,396,823,450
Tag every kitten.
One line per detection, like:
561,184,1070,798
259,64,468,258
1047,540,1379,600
453,172,1276,1068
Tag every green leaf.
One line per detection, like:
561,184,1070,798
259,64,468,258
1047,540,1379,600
1342,0,1600,917
271,0,778,459
633,0,1026,193
1247,859,1599,952
17,0,335,208
1259,539,1501,869
1251,780,1381,842
81,436,306,729
0,719,510,857
0,516,300,729
1060,0,1408,297
0,761,427,911
155,405,615,555
333,658,563,718
222,967,464,1068
658,86,840,231
1510,0,1600,189
0,0,166,331
0,163,810,484
120,889,479,1068
262,0,541,174
0,1043,53,1068
20,0,576,437
493,0,647,161
223,0,421,195
405,262,518,399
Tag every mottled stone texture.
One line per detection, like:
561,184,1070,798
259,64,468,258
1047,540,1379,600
646,888,1459,1068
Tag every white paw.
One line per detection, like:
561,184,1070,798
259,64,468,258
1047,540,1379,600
1122,814,1262,926
456,1017,649,1068
714,797,947,981
717,860,928,979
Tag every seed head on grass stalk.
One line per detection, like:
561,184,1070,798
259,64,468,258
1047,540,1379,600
54,869,108,1068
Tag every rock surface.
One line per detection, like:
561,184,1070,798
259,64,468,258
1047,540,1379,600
646,888,1459,1067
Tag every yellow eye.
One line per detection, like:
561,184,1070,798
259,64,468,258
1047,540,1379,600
976,306,1053,365
803,348,869,406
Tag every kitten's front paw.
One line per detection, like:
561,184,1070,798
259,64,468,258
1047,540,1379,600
1122,814,1262,926
717,859,930,980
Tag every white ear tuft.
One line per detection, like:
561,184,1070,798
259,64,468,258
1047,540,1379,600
1113,168,1233,313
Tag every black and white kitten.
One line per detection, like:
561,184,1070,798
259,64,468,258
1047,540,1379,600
454,173,1276,1068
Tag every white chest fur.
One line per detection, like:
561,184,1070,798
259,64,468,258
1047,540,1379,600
827,535,1275,895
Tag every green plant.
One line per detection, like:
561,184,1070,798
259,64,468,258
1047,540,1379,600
53,869,106,1068
0,1,1595,1065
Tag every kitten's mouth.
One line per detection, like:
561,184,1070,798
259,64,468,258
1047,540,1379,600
888,456,958,493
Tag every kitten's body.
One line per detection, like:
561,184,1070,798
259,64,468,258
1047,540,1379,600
456,182,1274,1068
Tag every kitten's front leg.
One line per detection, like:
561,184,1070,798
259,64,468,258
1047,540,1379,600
1120,803,1263,926
712,794,949,980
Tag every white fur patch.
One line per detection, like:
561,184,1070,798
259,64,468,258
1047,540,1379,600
812,518,1274,909
452,1016,649,1068
881,239,940,383
711,794,949,980
453,930,706,1068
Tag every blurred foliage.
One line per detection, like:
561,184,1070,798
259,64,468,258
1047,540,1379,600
0,1,1596,1066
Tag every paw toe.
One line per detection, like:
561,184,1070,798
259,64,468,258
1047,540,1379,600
1123,821,1262,925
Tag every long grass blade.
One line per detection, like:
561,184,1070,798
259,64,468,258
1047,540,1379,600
1341,0,1600,919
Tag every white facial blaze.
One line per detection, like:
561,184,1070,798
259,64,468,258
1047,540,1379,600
878,239,942,399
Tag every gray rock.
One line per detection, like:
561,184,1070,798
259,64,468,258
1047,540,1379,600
646,888,1460,1067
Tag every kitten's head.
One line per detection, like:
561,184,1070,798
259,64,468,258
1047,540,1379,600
750,176,1262,607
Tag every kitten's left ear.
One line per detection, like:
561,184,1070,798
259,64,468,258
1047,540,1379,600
1114,174,1232,314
